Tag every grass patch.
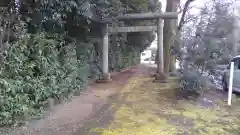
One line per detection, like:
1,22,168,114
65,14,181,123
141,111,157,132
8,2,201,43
90,75,240,135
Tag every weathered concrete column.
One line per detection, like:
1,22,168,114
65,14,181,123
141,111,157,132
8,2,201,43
157,19,164,73
102,24,109,74
100,24,111,81
154,18,167,82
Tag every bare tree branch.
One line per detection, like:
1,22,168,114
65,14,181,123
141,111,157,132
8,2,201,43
177,0,196,31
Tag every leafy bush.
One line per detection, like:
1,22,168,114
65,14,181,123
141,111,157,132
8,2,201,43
0,31,143,126
180,68,206,94
0,33,91,126
0,0,153,127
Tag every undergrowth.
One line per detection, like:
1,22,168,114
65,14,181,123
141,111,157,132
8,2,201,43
180,68,207,95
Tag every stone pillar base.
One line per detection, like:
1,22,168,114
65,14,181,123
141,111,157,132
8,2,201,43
96,73,112,83
153,72,168,83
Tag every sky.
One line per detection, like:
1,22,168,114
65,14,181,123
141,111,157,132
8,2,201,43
150,0,206,48
149,0,240,48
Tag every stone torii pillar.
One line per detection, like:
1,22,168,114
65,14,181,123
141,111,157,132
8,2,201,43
157,19,164,73
102,24,109,75
99,24,111,82
97,12,178,83
154,18,168,83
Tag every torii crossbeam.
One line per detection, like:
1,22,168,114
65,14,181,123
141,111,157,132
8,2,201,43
98,12,178,82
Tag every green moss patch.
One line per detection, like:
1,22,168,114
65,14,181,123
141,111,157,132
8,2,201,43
89,76,240,135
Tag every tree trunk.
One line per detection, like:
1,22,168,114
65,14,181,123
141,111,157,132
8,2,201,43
110,34,117,71
169,0,179,72
155,47,158,64
169,55,175,72
163,0,174,73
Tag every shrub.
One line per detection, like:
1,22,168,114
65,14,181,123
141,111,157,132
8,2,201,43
180,68,206,95
0,31,144,126
0,33,90,126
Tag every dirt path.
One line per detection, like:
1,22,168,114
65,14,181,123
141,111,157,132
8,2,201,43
2,65,240,135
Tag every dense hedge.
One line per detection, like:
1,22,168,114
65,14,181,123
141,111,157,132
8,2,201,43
0,0,152,127
0,29,142,126
0,33,80,125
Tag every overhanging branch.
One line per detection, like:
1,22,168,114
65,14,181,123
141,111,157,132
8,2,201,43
177,0,195,31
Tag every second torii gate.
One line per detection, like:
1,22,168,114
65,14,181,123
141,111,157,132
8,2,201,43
99,12,178,82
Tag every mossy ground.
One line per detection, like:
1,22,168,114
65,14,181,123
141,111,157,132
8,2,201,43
83,67,240,135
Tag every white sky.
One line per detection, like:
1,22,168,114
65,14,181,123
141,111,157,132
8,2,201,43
148,0,240,49
150,0,206,48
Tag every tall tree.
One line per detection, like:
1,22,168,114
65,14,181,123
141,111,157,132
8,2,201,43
181,0,235,74
156,0,195,73
169,0,179,72
163,0,174,73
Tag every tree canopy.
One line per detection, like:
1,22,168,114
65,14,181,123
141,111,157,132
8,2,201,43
180,0,236,74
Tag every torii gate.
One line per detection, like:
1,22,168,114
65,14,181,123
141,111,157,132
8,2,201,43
99,11,178,82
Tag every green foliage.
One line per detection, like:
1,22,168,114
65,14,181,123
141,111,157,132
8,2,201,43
0,32,142,126
180,0,235,75
0,0,155,126
216,55,231,65
120,0,148,13
0,17,144,128
0,33,91,125
180,68,206,94
108,34,141,71
23,0,126,34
